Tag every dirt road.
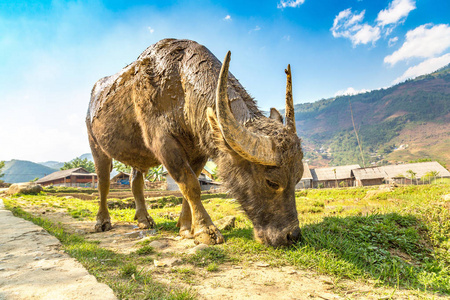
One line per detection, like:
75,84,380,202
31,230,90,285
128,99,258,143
0,199,117,300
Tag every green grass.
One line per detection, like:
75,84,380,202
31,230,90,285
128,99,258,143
136,245,155,256
4,182,450,298
185,247,228,267
206,263,219,272
222,184,450,294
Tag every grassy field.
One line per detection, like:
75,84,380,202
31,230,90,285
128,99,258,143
3,182,450,299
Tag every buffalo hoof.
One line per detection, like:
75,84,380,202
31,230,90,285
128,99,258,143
194,225,224,245
95,220,112,232
137,215,155,229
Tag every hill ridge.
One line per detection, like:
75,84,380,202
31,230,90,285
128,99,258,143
292,65,450,168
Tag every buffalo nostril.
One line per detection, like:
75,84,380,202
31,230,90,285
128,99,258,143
287,227,302,243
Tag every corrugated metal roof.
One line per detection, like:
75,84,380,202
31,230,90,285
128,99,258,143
311,164,361,181
111,172,130,181
353,161,450,180
382,161,450,179
302,162,313,180
352,167,387,180
36,167,95,183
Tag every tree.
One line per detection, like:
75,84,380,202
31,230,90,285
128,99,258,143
425,170,440,177
61,157,95,173
113,160,132,173
0,160,4,179
406,169,417,180
422,170,440,182
112,161,164,181
332,168,338,188
146,165,164,182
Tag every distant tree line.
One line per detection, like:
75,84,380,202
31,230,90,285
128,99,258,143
61,157,95,173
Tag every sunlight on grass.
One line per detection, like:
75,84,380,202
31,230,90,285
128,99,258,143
4,182,450,296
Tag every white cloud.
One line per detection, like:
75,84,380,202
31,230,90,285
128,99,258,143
376,0,416,27
223,15,231,21
249,25,261,34
393,53,450,83
334,87,369,97
388,36,398,47
331,8,380,47
331,0,416,47
148,26,154,34
331,8,364,37
384,24,450,65
352,24,381,45
277,0,305,9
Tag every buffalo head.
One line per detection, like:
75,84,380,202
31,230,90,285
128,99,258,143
207,52,303,247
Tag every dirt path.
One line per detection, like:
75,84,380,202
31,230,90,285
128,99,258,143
0,199,117,300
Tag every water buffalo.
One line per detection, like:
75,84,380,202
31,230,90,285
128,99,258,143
86,39,303,247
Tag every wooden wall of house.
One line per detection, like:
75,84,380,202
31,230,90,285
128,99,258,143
313,179,355,188
40,176,97,187
356,178,384,187
296,179,312,189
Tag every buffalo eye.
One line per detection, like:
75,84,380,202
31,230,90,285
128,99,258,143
266,180,280,190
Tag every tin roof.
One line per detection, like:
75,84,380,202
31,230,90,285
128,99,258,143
301,162,313,180
352,167,387,180
353,161,450,180
36,167,96,183
311,164,361,181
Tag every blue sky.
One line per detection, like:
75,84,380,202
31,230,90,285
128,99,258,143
1,0,449,162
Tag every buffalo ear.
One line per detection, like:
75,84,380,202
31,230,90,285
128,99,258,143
206,107,234,154
270,108,283,124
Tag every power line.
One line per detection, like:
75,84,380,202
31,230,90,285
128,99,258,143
349,98,366,168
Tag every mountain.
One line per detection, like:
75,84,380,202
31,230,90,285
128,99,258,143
0,153,95,184
79,153,93,161
38,161,64,170
1,160,58,183
294,64,450,168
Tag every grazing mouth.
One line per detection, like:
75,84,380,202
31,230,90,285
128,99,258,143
254,225,302,247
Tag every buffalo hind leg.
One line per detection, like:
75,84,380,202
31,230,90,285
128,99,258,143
176,157,207,239
131,168,155,229
88,134,113,232
154,135,223,245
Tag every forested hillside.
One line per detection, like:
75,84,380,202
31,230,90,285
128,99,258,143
294,64,450,168
2,160,57,183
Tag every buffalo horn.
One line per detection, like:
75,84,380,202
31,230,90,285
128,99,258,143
285,64,297,134
215,52,277,166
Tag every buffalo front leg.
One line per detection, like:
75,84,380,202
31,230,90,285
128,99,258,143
154,137,223,245
130,168,155,229
88,135,113,232
177,199,193,238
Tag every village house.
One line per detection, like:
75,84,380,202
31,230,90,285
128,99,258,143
295,162,313,189
310,164,361,188
110,172,130,189
110,172,167,190
36,167,97,187
353,161,450,186
352,167,386,187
